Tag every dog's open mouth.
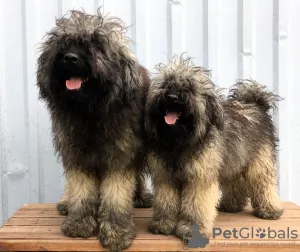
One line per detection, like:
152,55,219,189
164,110,181,125
65,77,89,90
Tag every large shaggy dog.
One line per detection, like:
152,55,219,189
37,10,152,251
145,57,283,241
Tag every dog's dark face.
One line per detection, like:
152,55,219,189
146,75,196,148
51,38,94,103
37,10,137,114
145,59,223,151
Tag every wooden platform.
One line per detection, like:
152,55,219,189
0,202,299,251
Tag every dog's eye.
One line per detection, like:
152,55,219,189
91,35,107,54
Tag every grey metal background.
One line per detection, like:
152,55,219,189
0,0,299,225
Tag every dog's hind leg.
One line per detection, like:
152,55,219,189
133,172,153,208
56,185,69,216
218,175,248,213
246,144,283,219
60,169,99,238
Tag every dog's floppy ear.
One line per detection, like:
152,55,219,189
206,93,224,130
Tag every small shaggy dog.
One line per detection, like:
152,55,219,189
37,9,152,251
145,57,283,241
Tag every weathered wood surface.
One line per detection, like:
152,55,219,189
0,202,299,251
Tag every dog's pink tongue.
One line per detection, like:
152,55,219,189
164,112,179,125
66,77,83,90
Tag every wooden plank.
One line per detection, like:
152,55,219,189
0,239,300,252
1,216,300,242
12,209,300,220
1,223,300,241
16,207,153,217
276,202,300,209
21,203,57,209
0,219,162,239
0,202,299,251
4,215,300,227
0,220,151,236
13,210,63,218
5,218,64,226
12,211,153,218
19,202,299,210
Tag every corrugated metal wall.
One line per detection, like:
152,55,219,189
0,0,299,225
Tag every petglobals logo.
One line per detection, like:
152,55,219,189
212,227,298,239
185,225,299,249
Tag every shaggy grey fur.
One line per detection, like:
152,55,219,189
145,56,283,242
37,9,151,251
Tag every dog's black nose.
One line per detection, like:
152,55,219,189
63,53,80,64
167,94,179,102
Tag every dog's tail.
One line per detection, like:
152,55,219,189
228,80,281,112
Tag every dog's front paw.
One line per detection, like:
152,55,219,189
218,202,244,213
98,220,136,252
253,206,284,220
134,192,153,208
148,218,176,235
176,220,193,242
61,215,98,238
56,202,68,216
176,220,210,242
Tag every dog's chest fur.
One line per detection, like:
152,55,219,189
51,105,142,175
